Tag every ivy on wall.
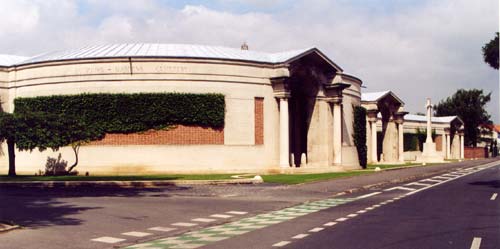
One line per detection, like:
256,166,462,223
14,93,225,134
353,105,367,168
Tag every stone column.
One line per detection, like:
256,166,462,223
398,122,404,162
460,133,465,159
332,98,342,165
371,120,378,163
279,97,290,168
445,130,451,159
441,132,446,157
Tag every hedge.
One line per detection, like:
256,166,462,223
14,93,225,134
353,105,367,168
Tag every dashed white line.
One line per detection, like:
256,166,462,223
210,214,233,219
91,237,126,244
385,186,416,191
357,191,382,199
491,193,498,201
405,182,432,187
192,218,216,223
324,222,337,226
309,227,324,232
273,241,291,247
172,222,197,227
122,231,152,237
148,227,176,232
292,234,309,239
335,217,348,222
420,179,442,183
470,237,482,249
226,211,248,215
347,213,358,217
356,210,367,214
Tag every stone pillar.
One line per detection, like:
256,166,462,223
460,133,465,159
441,133,446,157
398,122,404,162
371,120,378,163
279,97,290,168
445,134,451,159
332,98,342,165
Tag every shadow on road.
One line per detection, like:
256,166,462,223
0,184,188,229
468,180,500,189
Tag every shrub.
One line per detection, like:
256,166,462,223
44,153,76,176
353,105,367,168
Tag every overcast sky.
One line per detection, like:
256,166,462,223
1,0,498,121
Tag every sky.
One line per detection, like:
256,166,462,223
0,0,498,121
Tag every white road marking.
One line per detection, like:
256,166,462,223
210,214,233,218
335,217,348,222
91,237,126,244
404,163,500,197
148,227,176,232
324,222,337,226
122,231,152,237
372,204,381,208
273,241,291,247
385,186,416,191
357,192,382,199
292,234,309,239
192,218,216,223
420,179,442,183
491,193,498,200
405,182,432,187
226,211,248,215
309,227,324,232
356,210,367,214
172,222,197,227
470,237,482,249
432,176,451,180
365,207,375,210
347,213,358,217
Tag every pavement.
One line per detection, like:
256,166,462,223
0,158,498,249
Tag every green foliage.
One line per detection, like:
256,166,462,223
435,89,491,147
482,32,499,70
14,93,226,134
353,106,367,168
403,133,419,151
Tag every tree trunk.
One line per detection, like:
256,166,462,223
67,144,79,173
7,139,16,177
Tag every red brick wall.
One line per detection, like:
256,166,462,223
435,135,443,151
464,147,487,159
255,97,264,145
89,125,224,145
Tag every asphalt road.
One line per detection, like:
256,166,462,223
202,161,500,249
0,159,498,249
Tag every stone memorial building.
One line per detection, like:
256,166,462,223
0,44,363,174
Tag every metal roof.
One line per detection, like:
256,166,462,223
361,91,391,102
0,54,29,67
9,43,316,66
404,114,460,124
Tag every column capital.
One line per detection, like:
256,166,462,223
366,109,378,122
444,127,451,135
271,76,291,99
326,96,343,104
394,111,408,124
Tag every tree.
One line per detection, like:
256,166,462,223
0,112,103,176
0,113,19,176
482,32,499,70
435,89,492,147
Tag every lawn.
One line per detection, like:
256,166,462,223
366,163,421,170
0,174,237,182
261,171,373,185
